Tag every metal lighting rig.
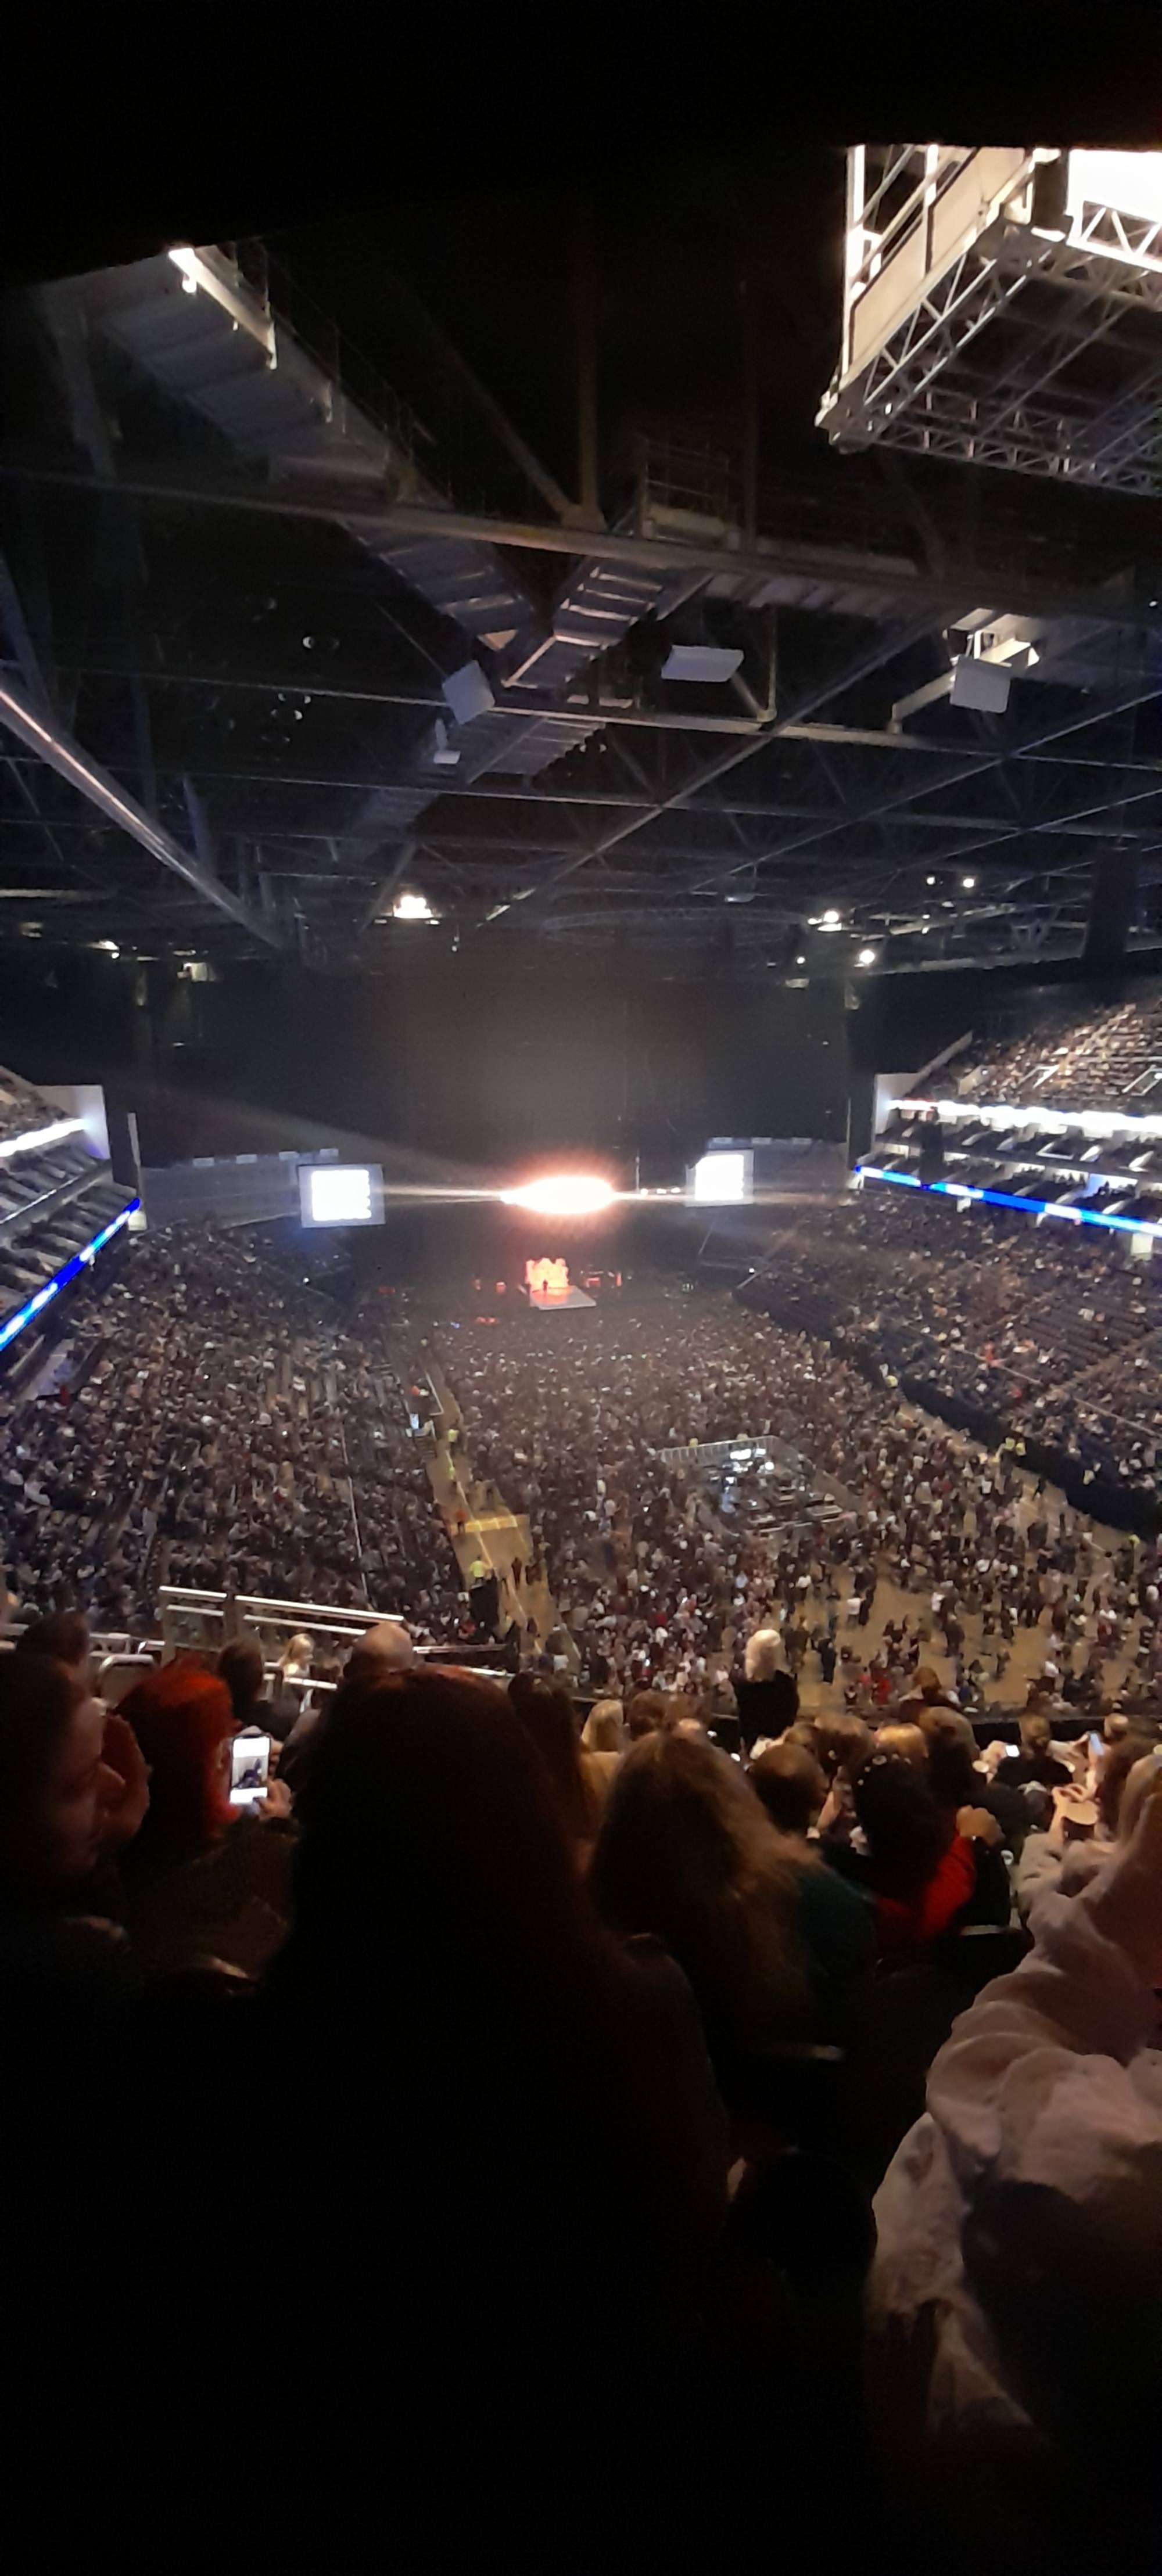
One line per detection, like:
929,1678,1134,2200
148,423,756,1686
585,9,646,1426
819,147,1162,498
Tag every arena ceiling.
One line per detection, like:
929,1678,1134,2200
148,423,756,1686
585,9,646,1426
3,175,1162,985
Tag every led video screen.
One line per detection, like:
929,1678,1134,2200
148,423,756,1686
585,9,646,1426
688,1150,752,1205
298,1163,384,1227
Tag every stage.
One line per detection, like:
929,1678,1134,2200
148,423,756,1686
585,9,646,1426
526,1282,596,1310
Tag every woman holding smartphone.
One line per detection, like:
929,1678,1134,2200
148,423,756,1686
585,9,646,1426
119,1658,293,1979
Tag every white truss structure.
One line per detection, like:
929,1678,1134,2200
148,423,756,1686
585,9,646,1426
819,148,1162,497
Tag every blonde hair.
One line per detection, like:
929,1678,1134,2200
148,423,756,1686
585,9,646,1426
744,1627,786,1683
582,1698,626,1755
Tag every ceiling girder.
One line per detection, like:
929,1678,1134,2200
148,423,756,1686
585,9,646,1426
0,672,286,948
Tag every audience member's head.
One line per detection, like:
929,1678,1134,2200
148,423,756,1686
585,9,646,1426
921,1711,980,1810
0,1655,114,1898
15,1610,91,1687
625,1688,669,1740
582,1698,626,1756
346,1621,416,1685
853,1753,946,1898
217,1636,266,1729
591,1730,804,2065
876,1721,929,1772
749,1741,827,1839
121,1661,234,1867
744,1628,787,1683
659,1691,705,1738
782,1719,824,1757
279,1632,315,1680
914,1666,944,1705
284,1669,604,2015
816,1713,873,1781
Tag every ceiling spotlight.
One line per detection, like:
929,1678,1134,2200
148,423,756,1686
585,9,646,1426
962,875,977,890
795,953,806,965
95,939,120,955
392,891,437,922
856,946,878,968
926,875,936,887
822,907,841,926
501,1173,616,1217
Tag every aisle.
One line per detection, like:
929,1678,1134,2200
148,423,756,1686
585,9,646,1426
421,1368,566,1657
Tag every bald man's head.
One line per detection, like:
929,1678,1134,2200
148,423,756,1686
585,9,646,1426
346,1621,417,1684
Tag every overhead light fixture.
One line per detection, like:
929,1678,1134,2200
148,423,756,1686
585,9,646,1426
660,644,745,684
856,946,878,967
392,892,437,922
962,875,977,889
95,939,119,956
926,875,936,887
795,953,806,965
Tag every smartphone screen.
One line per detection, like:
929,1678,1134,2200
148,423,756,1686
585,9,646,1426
229,1733,271,1806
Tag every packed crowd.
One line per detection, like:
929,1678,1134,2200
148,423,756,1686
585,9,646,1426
0,1230,462,1638
952,982,1162,1109
438,1291,1162,1718
3,1583,1160,2563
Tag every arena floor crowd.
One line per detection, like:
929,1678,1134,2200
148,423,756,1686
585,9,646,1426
2,1220,1160,2563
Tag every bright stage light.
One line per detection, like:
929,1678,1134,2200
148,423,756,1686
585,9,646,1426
501,1173,616,1216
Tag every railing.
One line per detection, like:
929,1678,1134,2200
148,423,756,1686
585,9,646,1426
215,238,426,474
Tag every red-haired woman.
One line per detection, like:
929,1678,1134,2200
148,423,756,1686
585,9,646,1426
120,1659,293,1977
